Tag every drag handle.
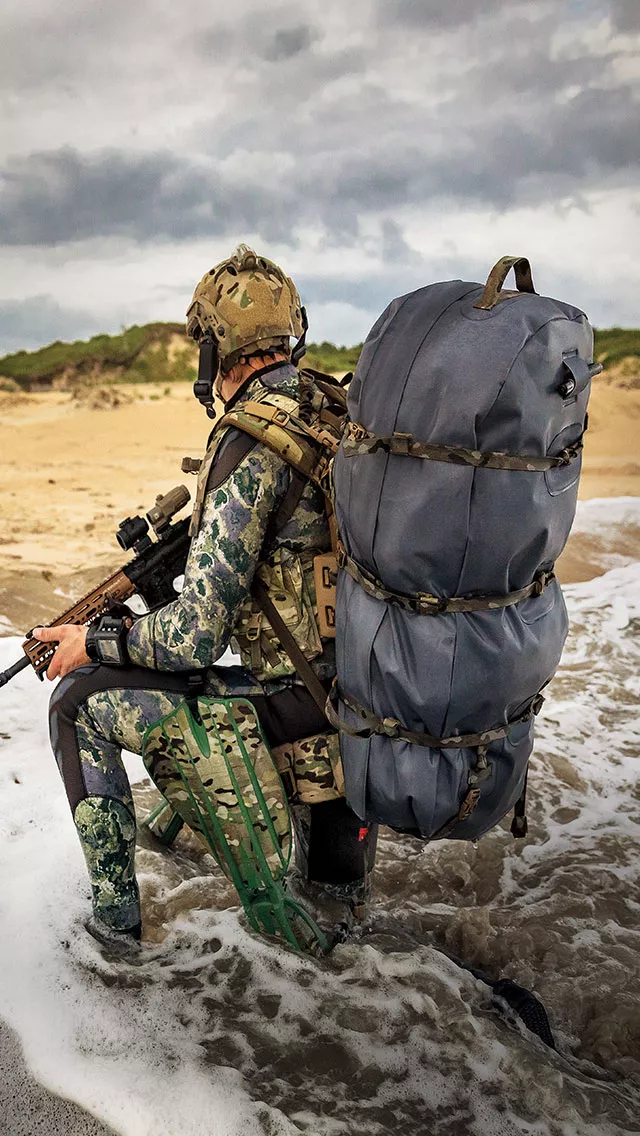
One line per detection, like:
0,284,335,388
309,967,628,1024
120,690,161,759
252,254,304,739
0,656,31,689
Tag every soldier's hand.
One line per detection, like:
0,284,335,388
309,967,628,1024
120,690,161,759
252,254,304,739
32,625,91,680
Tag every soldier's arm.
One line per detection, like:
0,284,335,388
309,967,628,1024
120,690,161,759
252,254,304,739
126,445,288,670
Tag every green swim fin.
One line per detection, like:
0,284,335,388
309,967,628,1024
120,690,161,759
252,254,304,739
143,696,328,955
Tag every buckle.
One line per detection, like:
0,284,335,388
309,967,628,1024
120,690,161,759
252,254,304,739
532,574,545,597
392,432,413,454
280,767,297,800
273,409,289,425
381,716,402,737
416,593,446,613
531,693,545,716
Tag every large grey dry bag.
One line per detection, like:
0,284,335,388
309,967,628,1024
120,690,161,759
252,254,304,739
329,256,600,840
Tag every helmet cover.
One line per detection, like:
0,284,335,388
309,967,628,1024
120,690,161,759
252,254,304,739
186,244,304,372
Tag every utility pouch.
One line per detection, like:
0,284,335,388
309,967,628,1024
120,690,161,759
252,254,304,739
313,553,338,639
234,548,323,682
142,696,328,954
272,730,345,804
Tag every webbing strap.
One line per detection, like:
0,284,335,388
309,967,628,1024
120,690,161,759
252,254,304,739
325,679,544,749
342,423,583,471
253,580,329,718
241,401,341,455
337,541,555,615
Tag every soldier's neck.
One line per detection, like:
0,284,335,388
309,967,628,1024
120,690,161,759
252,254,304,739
220,352,289,403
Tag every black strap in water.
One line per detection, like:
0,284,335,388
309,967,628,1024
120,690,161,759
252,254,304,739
490,978,556,1049
448,948,556,1049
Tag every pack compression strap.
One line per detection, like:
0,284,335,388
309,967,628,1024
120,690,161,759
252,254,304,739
337,541,555,615
341,423,584,471
326,679,544,749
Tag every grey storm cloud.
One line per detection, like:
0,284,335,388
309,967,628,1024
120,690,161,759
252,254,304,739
1,0,638,352
2,0,638,253
0,295,104,354
0,149,295,246
609,0,640,31
2,71,637,249
262,24,318,60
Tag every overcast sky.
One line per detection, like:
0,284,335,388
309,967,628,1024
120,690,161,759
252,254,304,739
1,0,638,354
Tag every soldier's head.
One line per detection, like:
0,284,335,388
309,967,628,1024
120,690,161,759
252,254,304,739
186,244,306,410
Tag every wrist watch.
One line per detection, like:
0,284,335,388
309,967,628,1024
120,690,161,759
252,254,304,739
85,614,132,667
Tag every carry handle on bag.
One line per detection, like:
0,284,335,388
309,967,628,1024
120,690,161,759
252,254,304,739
473,255,537,310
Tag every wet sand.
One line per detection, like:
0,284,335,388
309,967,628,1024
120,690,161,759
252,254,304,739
0,1021,118,1136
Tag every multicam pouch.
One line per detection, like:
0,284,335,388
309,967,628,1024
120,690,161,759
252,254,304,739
272,730,345,804
142,696,328,954
233,548,323,682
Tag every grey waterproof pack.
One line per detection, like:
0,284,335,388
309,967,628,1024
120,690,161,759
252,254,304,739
331,257,598,839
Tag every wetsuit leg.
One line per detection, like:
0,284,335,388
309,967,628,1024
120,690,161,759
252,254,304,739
49,664,376,929
49,664,203,931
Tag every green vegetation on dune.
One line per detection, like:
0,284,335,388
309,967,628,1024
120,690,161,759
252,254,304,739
593,327,640,366
304,341,363,374
0,323,637,390
0,323,195,387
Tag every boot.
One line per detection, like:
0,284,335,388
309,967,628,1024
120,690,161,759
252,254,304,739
285,867,371,949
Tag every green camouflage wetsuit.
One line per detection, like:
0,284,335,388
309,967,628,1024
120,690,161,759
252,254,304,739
49,362,376,933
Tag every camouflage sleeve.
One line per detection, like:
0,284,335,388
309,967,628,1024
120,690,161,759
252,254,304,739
126,444,289,670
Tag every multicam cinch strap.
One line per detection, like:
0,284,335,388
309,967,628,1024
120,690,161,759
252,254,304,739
337,540,555,615
341,422,584,470
325,681,544,838
326,679,544,749
142,696,328,954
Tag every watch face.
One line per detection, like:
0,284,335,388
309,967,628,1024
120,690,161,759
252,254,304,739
99,637,124,665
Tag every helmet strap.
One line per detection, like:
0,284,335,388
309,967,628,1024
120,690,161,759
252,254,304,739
291,306,308,366
193,333,219,419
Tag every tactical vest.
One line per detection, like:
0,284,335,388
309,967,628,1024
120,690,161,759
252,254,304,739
184,369,347,688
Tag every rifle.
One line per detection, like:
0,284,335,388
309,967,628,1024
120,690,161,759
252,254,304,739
0,486,192,688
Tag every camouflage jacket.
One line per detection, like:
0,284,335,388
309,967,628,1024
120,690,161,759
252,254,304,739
126,363,335,689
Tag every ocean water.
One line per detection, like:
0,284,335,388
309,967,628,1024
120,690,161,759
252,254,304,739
0,501,638,1136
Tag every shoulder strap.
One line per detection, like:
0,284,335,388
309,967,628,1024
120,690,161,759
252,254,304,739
262,469,308,551
219,391,340,498
252,580,328,718
207,430,257,491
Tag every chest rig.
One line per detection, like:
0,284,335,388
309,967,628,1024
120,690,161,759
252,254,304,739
184,368,348,686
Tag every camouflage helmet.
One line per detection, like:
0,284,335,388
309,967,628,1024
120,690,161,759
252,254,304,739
186,244,304,372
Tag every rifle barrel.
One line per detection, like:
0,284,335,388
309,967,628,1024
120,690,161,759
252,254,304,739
0,656,31,689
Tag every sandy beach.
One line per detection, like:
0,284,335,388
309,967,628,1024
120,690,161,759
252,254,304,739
0,376,638,634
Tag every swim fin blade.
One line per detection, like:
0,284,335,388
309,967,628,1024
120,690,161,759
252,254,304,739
143,696,328,955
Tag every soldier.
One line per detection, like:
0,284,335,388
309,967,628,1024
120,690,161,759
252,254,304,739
35,245,377,949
